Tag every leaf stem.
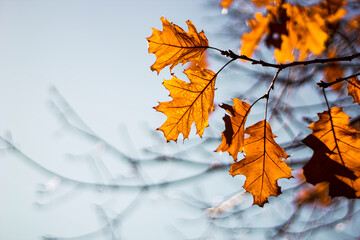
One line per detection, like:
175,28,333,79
265,68,282,121
207,46,224,52
242,68,282,120
215,58,237,76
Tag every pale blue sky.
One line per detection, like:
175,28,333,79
0,0,215,151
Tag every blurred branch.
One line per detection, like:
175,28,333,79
43,190,146,240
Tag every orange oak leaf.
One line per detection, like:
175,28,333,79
295,182,332,207
348,77,360,104
188,51,208,70
220,0,234,9
147,17,209,74
313,0,347,24
241,1,345,63
302,107,360,198
347,14,360,46
265,6,289,50
347,14,360,31
323,48,344,92
323,65,344,92
251,0,279,8
154,67,216,141
240,12,271,58
275,3,328,63
229,120,293,206
241,3,332,63
215,98,251,161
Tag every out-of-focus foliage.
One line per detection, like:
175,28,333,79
302,107,360,198
348,77,360,104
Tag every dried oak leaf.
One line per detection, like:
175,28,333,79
229,120,293,207
147,17,209,74
265,6,289,50
188,51,208,70
240,12,271,58
240,12,272,57
220,0,234,9
154,67,216,141
313,0,347,24
295,182,332,207
241,1,344,63
347,14,360,46
274,3,328,63
348,77,360,104
323,49,344,92
241,3,329,63
251,0,279,8
215,98,251,161
302,107,360,198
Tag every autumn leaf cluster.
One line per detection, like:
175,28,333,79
147,0,360,207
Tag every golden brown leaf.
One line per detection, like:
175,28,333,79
240,12,271,58
273,32,296,63
147,17,209,74
313,0,347,24
241,3,329,63
251,0,278,8
265,6,289,50
220,0,234,9
154,67,216,141
215,99,251,161
323,49,344,92
302,107,360,198
188,51,208,70
347,15,360,31
275,3,328,63
347,14,360,46
295,182,332,207
295,169,306,183
229,120,292,206
348,77,360,104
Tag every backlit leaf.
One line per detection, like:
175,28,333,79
240,12,271,58
347,14,360,46
154,67,216,141
229,120,292,206
251,0,279,8
242,2,335,63
348,77,360,104
313,0,347,24
302,107,360,198
147,17,209,74
295,182,332,207
275,3,328,62
220,0,234,9
215,98,251,161
188,51,208,70
323,49,344,92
